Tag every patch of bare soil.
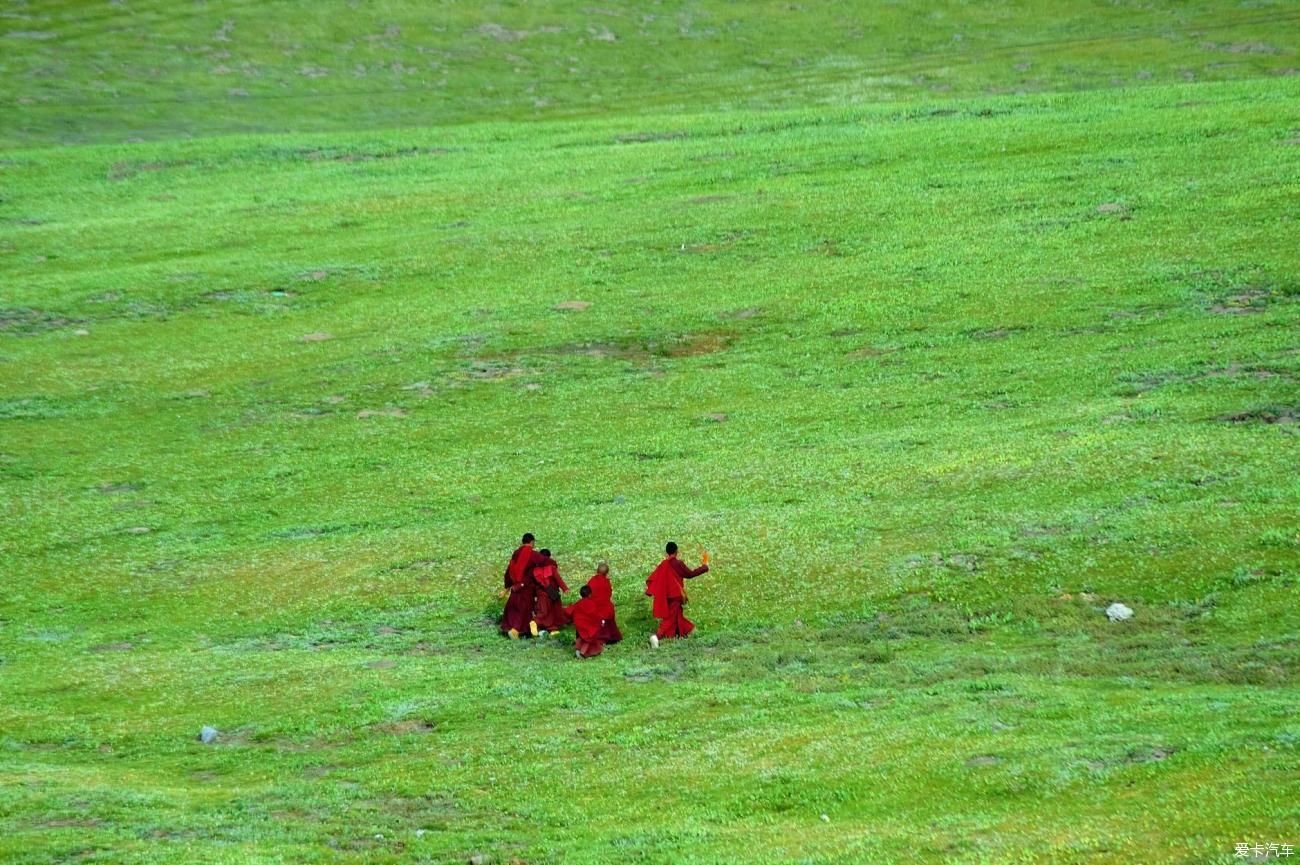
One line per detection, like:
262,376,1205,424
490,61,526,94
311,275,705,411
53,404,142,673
301,332,332,342
1220,407,1297,425
0,307,82,334
108,160,192,182
464,361,524,381
663,332,730,357
371,719,435,735
356,408,407,418
848,345,899,359
553,300,591,311
720,307,762,320
1209,288,1274,315
1096,202,1131,219
966,326,1027,340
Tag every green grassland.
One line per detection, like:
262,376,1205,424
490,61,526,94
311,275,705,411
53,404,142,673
2,1,1300,863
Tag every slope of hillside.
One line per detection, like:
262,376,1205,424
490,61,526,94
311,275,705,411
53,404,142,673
1,2,1298,864
2,0,1299,144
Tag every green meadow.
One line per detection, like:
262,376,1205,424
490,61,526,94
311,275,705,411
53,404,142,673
2,2,1299,863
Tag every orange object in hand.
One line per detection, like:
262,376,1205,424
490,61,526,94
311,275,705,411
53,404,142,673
701,550,710,566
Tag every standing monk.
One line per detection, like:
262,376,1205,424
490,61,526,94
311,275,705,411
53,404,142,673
586,562,622,644
645,541,709,646
529,548,570,636
501,533,545,639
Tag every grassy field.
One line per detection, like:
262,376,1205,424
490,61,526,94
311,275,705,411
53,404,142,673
2,2,1299,863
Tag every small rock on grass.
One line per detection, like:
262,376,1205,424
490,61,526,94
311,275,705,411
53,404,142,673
1106,603,1134,622
199,726,219,744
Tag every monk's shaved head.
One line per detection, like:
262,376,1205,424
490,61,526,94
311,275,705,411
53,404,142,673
580,585,592,598
596,561,609,575
665,541,678,555
522,532,535,544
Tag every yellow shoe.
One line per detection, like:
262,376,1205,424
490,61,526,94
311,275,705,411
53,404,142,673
529,620,539,637
508,628,520,640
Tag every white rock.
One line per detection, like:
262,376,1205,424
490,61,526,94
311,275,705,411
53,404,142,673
1106,603,1134,622
199,725,218,744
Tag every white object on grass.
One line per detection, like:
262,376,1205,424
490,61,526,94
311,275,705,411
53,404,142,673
1106,603,1134,622
650,635,660,649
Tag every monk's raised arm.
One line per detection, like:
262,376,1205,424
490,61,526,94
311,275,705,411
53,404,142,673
671,559,709,580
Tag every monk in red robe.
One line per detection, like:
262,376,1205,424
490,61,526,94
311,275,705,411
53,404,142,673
566,585,606,658
586,561,622,644
529,548,570,636
645,541,709,645
500,533,545,639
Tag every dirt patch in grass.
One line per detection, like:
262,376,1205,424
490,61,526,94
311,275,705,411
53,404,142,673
108,160,193,182
1220,406,1297,425
463,361,525,381
537,331,732,363
720,307,762,320
965,326,1027,340
553,300,592,311
301,332,333,342
1209,288,1275,314
0,307,82,334
688,195,730,205
371,719,436,735
848,345,900,359
356,408,407,418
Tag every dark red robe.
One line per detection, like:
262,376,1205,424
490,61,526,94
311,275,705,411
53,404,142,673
565,595,606,657
500,544,544,635
531,556,570,631
645,557,708,639
586,573,622,643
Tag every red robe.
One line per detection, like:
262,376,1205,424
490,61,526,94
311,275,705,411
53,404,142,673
531,557,570,631
645,557,708,639
500,544,544,635
586,573,622,643
565,595,606,657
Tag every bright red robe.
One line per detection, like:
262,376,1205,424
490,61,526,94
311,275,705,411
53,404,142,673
586,573,622,643
500,545,544,635
565,595,606,657
645,557,708,639
531,557,570,631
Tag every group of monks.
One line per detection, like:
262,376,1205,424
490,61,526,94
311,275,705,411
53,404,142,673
499,533,711,658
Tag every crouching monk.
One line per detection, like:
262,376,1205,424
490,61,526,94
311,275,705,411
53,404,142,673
501,533,545,639
645,541,708,646
566,585,606,658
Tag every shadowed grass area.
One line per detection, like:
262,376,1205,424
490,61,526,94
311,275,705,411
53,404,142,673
2,2,1299,863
